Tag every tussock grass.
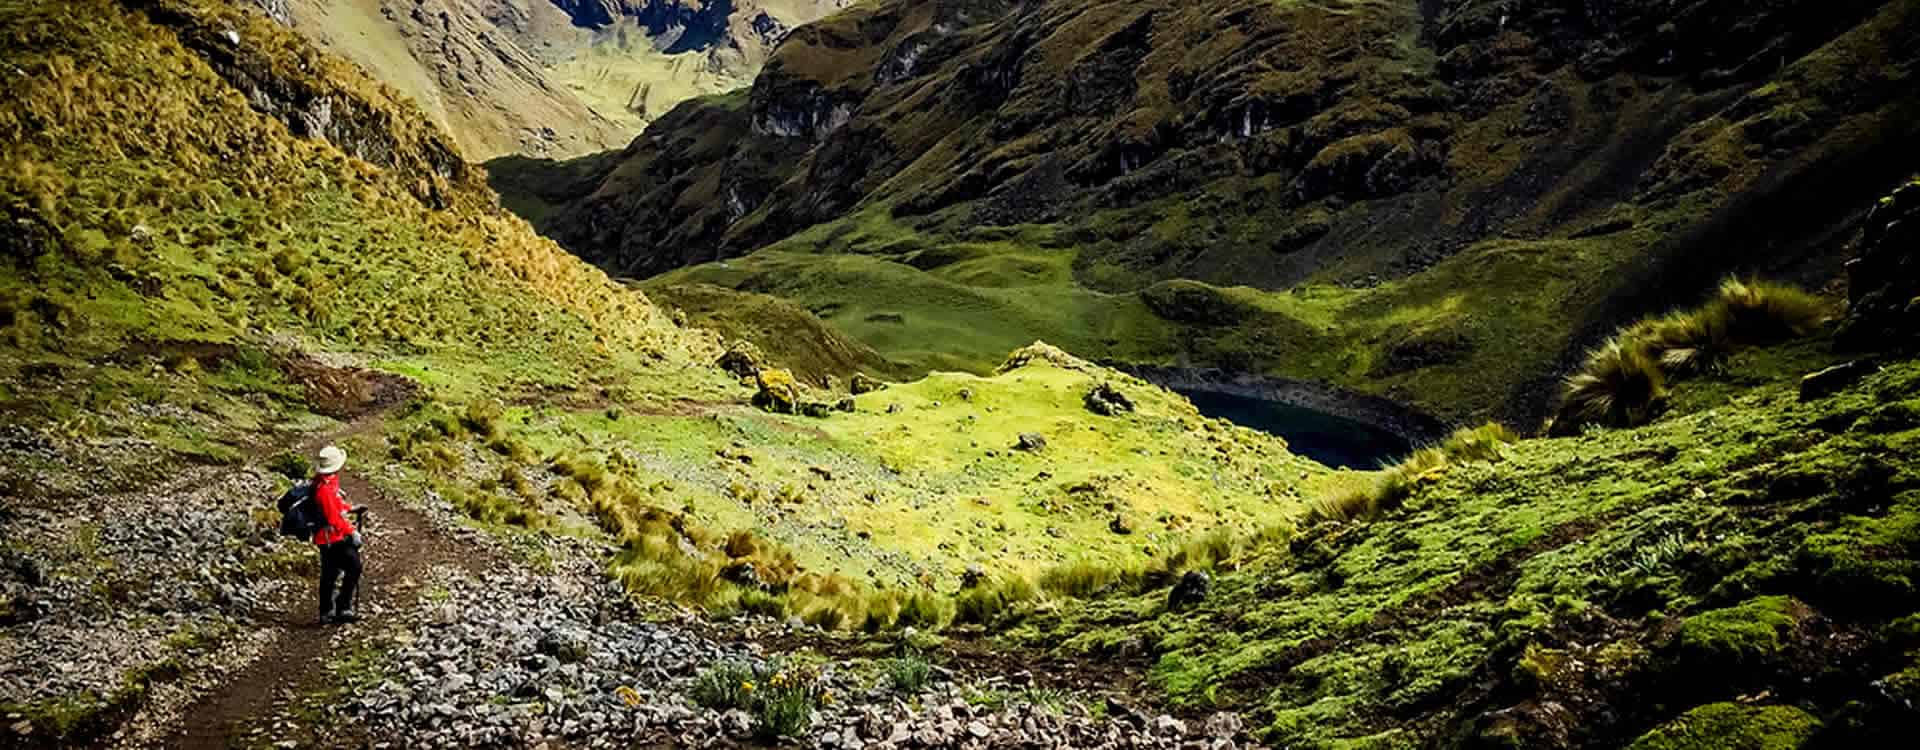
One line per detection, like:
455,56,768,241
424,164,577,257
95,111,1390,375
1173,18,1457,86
1550,278,1831,435
1309,423,1519,523
1039,559,1144,599
950,525,1274,625
862,590,953,632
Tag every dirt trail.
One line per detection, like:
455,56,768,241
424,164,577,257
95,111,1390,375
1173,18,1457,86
164,411,495,748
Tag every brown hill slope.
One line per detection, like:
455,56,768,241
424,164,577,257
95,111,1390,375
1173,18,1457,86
499,0,1920,425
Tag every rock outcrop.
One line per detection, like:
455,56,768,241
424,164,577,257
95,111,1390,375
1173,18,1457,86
257,0,845,159
1839,179,1920,352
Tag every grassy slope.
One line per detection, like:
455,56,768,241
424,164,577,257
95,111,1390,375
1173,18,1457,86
0,0,1337,731
1007,338,1920,747
465,358,1334,589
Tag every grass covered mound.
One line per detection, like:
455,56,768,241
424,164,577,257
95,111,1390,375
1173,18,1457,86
1003,338,1920,747
368,342,1339,629
644,281,913,386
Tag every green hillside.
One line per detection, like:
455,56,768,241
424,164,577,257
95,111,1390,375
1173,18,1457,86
498,0,1920,426
3,0,1919,748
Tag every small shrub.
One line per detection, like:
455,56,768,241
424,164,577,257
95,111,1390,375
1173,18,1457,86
690,661,758,710
499,466,534,498
486,435,531,463
752,667,824,741
1307,423,1517,523
266,451,311,480
882,653,934,693
460,399,503,438
857,589,953,632
800,600,850,630
551,453,611,496
724,530,759,559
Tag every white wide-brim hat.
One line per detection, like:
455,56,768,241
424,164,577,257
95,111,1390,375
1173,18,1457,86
316,445,346,475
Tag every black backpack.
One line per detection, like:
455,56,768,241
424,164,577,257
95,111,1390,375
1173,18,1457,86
277,480,324,540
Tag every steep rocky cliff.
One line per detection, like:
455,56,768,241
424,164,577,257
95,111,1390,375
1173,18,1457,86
501,0,1920,425
256,0,843,159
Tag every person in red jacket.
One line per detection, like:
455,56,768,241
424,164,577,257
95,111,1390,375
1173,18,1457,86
312,445,363,624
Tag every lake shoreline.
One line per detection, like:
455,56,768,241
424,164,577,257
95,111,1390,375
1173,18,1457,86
1120,364,1451,450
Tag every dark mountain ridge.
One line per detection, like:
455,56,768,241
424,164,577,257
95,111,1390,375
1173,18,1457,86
495,0,1920,426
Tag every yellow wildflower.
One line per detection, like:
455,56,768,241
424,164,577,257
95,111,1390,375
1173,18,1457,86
615,685,643,707
741,680,756,693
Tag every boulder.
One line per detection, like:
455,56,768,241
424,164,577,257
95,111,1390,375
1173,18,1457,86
834,396,856,413
1014,432,1047,452
800,401,833,418
535,631,590,664
850,373,887,394
1167,570,1210,612
716,341,765,378
752,368,801,414
1109,515,1134,535
1085,383,1136,416
960,564,987,589
1799,360,1877,401
721,561,762,589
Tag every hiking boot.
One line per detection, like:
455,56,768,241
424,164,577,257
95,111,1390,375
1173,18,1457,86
331,609,359,624
319,609,335,625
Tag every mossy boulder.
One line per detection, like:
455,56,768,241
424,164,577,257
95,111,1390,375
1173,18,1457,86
1625,703,1819,750
1672,596,1811,677
1795,516,1920,614
753,368,802,414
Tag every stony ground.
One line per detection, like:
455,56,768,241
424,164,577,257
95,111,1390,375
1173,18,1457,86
299,534,1256,749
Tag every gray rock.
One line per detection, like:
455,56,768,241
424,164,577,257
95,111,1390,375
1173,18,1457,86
1799,360,1877,401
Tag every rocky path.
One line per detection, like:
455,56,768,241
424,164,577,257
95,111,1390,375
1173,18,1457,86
163,467,491,749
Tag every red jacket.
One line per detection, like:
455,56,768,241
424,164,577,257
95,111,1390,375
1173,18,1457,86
313,473,355,546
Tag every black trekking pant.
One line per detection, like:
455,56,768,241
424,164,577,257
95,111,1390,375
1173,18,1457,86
318,541,362,616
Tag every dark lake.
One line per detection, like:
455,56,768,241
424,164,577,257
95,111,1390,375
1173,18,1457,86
1178,389,1413,470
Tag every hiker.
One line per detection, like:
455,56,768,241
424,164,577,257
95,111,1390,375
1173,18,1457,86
312,445,365,624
